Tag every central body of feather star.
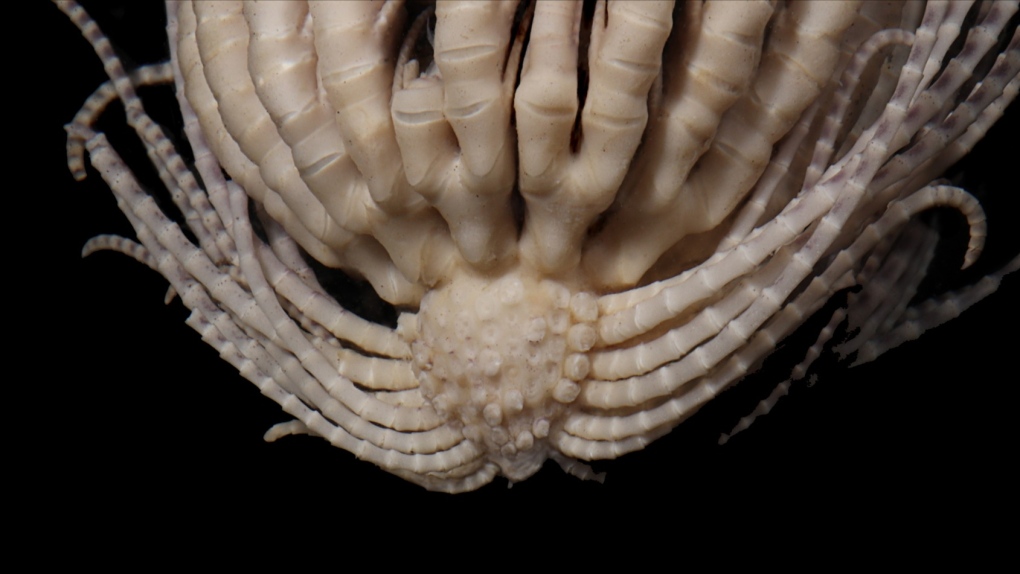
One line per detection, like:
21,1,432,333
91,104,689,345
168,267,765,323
399,267,598,481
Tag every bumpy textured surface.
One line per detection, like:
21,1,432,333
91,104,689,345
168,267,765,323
404,269,599,481
59,1,1018,492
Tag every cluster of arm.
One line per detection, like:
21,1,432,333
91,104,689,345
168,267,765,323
62,0,1018,491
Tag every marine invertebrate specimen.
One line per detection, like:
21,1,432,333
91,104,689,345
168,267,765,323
60,0,1018,492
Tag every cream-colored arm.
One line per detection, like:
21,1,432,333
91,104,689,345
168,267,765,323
244,1,373,238
586,1,861,288
308,0,415,212
563,184,987,454
391,1,520,268
176,1,345,268
192,1,354,254
516,1,675,275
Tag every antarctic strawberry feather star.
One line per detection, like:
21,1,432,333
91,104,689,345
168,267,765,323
59,0,1018,492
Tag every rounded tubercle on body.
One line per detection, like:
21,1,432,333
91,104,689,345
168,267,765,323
398,264,598,482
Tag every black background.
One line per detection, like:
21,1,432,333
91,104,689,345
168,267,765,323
27,1,1017,539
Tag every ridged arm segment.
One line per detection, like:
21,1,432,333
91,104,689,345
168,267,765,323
585,1,861,288
517,1,675,275
308,0,415,213
176,1,344,268
244,1,373,238
391,1,521,268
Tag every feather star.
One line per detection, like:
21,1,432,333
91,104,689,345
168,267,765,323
53,0,1017,497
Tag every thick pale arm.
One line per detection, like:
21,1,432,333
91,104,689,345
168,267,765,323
585,1,861,288
309,1,414,212
611,0,773,228
194,1,347,253
244,1,373,237
177,1,344,268
517,1,674,275
392,1,520,268
514,0,581,185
